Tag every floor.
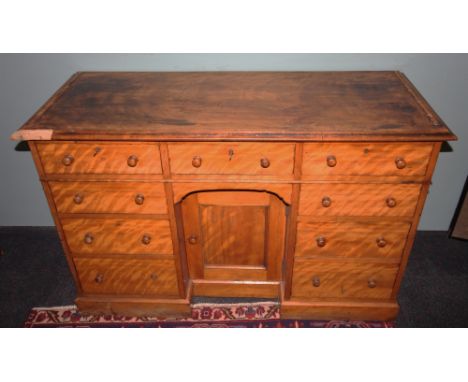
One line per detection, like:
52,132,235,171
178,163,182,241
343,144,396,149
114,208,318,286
0,227,467,327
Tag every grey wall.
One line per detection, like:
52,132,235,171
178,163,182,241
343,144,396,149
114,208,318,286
1,54,466,230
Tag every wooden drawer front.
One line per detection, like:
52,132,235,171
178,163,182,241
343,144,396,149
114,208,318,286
62,218,173,255
168,142,295,176
37,142,162,175
50,181,167,214
296,221,410,259
75,258,179,296
302,143,433,177
299,183,421,217
291,260,398,299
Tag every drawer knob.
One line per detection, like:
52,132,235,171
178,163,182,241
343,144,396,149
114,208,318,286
326,155,337,167
127,155,139,167
62,154,74,166
395,157,407,169
260,157,270,168
312,276,321,287
83,233,94,244
386,197,397,208
73,193,84,204
141,234,152,245
188,235,198,245
322,196,332,208
150,273,158,281
368,279,377,288
95,274,104,284
376,237,387,248
316,236,327,247
192,156,202,168
134,194,145,205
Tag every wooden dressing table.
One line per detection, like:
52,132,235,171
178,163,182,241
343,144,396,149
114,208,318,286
12,71,456,320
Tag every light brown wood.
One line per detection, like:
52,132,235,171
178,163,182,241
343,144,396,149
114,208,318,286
168,142,295,176
62,218,173,255
37,141,162,175
192,280,280,298
49,181,168,214
299,183,421,217
180,190,287,283
14,72,455,320
74,257,179,296
291,259,399,299
302,142,433,177
281,299,399,320
173,182,292,204
295,220,410,260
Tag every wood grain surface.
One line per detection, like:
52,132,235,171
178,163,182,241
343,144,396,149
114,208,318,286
299,183,421,217
50,181,167,214
168,142,295,176
295,220,411,260
62,218,173,255
13,72,456,142
302,142,433,177
74,257,179,296
37,141,162,174
291,259,398,299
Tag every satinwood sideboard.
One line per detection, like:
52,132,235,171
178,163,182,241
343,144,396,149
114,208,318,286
12,71,457,320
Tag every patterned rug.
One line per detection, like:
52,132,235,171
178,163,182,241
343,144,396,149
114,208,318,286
24,303,394,328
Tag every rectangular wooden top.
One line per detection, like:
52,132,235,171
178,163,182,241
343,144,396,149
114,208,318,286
12,71,456,142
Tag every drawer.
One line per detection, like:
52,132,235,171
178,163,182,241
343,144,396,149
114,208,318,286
50,181,167,214
168,142,295,176
291,259,398,299
296,221,410,259
299,183,421,217
37,141,162,175
302,143,433,178
62,218,173,255
74,258,179,296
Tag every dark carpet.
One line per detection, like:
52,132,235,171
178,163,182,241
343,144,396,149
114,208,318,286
0,227,467,327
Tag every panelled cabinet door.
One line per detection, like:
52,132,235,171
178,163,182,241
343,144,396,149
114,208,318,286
180,191,287,282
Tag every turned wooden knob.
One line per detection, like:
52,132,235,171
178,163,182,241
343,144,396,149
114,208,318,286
83,233,94,244
134,194,145,205
141,234,151,245
368,279,377,288
127,155,138,167
386,197,397,208
188,235,198,245
312,276,321,287
260,157,270,168
316,236,327,247
395,157,407,169
73,193,84,204
150,273,158,281
94,274,104,284
322,196,332,208
192,156,202,168
326,155,337,167
62,154,74,166
376,237,387,248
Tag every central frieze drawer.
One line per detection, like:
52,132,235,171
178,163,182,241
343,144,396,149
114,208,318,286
299,183,421,217
295,221,411,259
291,259,399,299
74,258,179,296
62,218,173,255
50,181,167,214
37,141,162,175
168,142,295,176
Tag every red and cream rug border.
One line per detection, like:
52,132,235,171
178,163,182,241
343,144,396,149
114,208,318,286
24,303,394,328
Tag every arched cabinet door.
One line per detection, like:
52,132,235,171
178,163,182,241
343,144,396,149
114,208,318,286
179,190,288,296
